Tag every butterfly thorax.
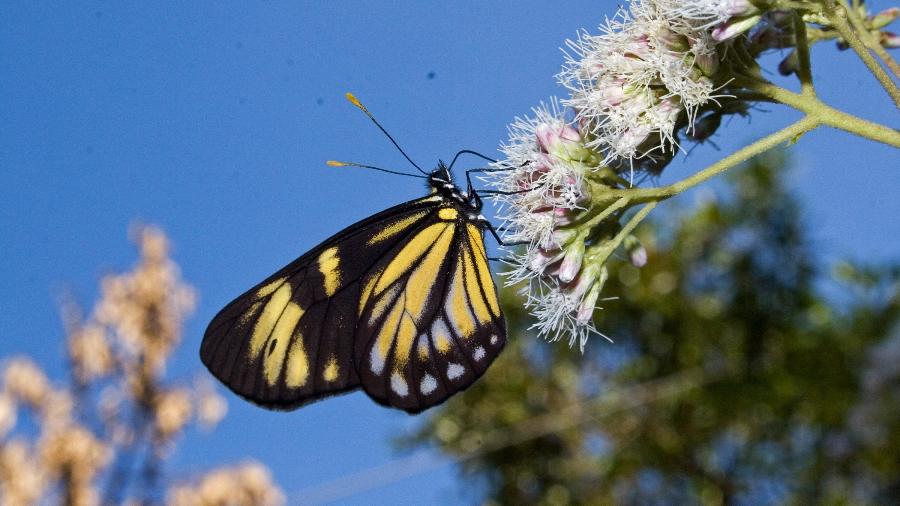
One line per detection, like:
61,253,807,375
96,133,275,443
428,162,486,224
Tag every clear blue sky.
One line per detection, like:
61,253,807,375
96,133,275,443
1,2,897,504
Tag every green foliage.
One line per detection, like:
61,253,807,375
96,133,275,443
401,154,900,505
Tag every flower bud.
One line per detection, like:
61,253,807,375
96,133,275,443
778,50,799,76
624,235,648,267
549,228,577,249
553,207,576,226
529,248,564,273
881,31,900,48
694,49,720,77
712,14,763,41
657,27,690,52
871,7,900,29
536,121,595,163
558,240,585,283
576,267,608,324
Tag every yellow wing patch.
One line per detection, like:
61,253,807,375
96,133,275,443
463,251,492,324
468,224,501,317
374,223,450,294
285,338,309,388
405,224,455,319
263,301,304,385
438,207,458,220
318,247,341,296
249,283,293,359
367,211,428,245
359,266,384,316
323,355,339,382
447,256,477,339
256,277,287,298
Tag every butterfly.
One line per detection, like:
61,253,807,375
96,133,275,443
200,97,507,414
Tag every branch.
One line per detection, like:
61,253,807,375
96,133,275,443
841,0,900,78
628,116,819,202
743,79,900,147
826,2,900,108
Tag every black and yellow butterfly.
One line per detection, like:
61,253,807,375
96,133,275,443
200,99,506,414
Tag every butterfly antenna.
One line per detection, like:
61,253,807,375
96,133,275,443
326,160,427,179
345,93,428,176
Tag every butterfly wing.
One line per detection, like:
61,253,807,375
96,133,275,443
355,217,507,413
200,195,448,410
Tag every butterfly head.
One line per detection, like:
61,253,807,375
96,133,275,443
428,162,484,216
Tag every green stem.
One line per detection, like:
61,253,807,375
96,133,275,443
826,2,900,108
743,79,900,147
780,0,822,12
626,116,819,201
840,0,900,78
578,195,629,230
610,202,656,250
793,11,816,96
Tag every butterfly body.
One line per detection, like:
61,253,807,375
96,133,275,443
200,163,506,414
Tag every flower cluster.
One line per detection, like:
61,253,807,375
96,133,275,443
559,0,771,173
0,226,277,505
489,0,782,347
168,461,285,506
491,103,646,350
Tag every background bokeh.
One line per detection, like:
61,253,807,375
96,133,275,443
1,1,898,504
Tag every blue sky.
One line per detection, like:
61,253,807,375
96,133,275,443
1,1,898,504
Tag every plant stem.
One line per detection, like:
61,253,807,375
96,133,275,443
826,2,900,107
609,202,657,251
579,196,629,231
627,116,819,201
840,0,900,78
744,80,900,147
793,11,816,96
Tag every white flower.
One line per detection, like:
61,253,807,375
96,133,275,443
559,0,742,168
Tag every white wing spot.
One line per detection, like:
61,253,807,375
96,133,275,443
473,346,486,362
490,335,499,345
420,374,437,395
370,346,385,375
447,362,465,380
390,372,409,397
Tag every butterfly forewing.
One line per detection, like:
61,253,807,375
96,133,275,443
200,179,507,414
201,196,442,409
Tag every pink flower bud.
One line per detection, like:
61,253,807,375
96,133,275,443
871,7,900,29
712,14,763,41
558,241,585,283
624,235,648,267
575,267,607,324
536,121,592,162
529,249,563,273
657,27,690,52
881,31,900,49
724,0,756,17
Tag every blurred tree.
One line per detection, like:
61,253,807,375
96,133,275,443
403,154,900,505
0,227,284,506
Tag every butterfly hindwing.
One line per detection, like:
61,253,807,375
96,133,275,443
355,216,506,413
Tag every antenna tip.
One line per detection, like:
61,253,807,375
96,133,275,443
326,160,348,167
345,92,369,113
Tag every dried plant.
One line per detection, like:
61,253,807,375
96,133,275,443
0,226,284,506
